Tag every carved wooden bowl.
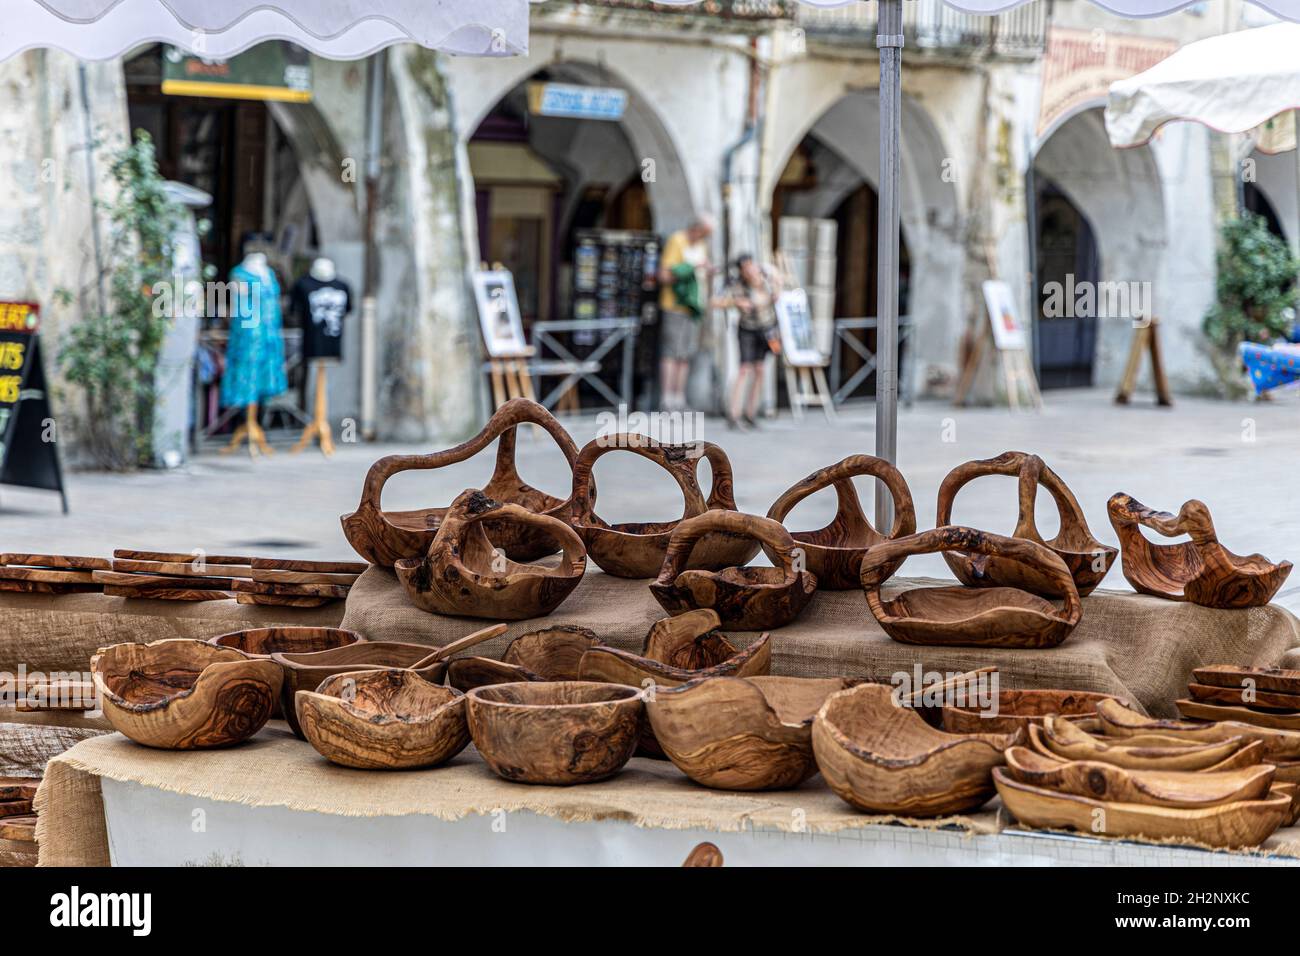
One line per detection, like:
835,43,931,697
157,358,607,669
937,452,1117,597
569,438,759,578
765,455,916,590
1029,718,1264,772
466,681,644,785
296,669,470,770
647,676,859,790
271,640,453,738
93,639,282,749
812,683,1020,816
341,398,579,567
209,626,364,657
1108,494,1292,608
860,526,1082,648
1096,698,1300,762
650,511,817,630
942,689,1125,736
395,489,586,620
446,625,604,692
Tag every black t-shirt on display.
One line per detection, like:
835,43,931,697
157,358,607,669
291,275,352,360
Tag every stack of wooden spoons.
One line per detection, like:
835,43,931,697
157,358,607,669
94,550,366,606
0,553,109,594
1177,664,1300,732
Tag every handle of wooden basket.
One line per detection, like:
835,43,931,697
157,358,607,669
767,454,916,539
570,438,709,524
459,497,588,574
655,510,797,584
935,451,1034,528
1107,493,1217,545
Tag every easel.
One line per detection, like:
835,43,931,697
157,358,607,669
292,362,336,455
1114,317,1173,406
221,402,274,456
487,347,538,410
782,360,837,423
955,255,1042,410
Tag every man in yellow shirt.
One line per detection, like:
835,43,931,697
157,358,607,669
658,216,714,410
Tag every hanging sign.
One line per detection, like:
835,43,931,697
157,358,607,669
1037,27,1176,138
162,43,312,103
527,82,627,121
0,303,67,513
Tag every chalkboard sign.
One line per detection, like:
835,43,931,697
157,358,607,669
0,302,67,512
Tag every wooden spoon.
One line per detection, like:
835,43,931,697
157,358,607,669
407,624,508,671
1005,746,1275,808
900,666,997,707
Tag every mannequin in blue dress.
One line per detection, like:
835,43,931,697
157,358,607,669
220,251,287,455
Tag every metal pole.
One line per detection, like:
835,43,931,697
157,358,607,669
360,49,387,441
875,0,903,532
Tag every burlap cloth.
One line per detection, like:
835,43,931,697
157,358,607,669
34,727,1300,866
342,567,1300,719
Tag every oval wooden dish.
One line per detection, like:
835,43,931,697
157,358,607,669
937,452,1116,597
395,489,586,620
467,681,644,785
994,770,1290,849
1107,494,1292,608
447,625,603,692
942,689,1123,736
341,398,578,566
647,676,858,790
764,455,916,590
1096,698,1300,761
860,526,1082,649
209,626,364,657
568,438,758,578
93,639,282,749
1028,716,1262,772
650,511,817,630
1186,681,1300,714
1193,664,1300,697
296,670,470,770
811,683,1019,816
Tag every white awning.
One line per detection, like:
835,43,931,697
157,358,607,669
654,0,1300,19
1106,23,1300,153
2,0,529,61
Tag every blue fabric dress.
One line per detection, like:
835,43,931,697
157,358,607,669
220,263,287,408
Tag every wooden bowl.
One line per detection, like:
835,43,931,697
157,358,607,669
812,683,1019,816
1097,698,1300,761
860,526,1082,649
650,511,817,630
341,398,578,566
447,625,603,692
995,770,1291,849
466,681,644,785
1108,494,1291,608
395,489,586,620
569,438,759,578
936,452,1116,597
93,639,281,749
942,689,1124,736
764,455,916,590
296,669,469,770
271,640,453,738
209,626,364,657
647,676,859,790
1028,717,1261,771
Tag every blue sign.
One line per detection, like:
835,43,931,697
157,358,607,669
528,82,628,121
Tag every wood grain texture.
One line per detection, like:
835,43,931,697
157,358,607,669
341,398,579,567
395,489,586,620
1193,664,1300,697
296,669,470,770
0,799,34,818
1108,494,1292,608
113,549,255,564
110,559,254,578
93,570,238,590
995,770,1290,849
941,689,1124,736
271,640,452,738
650,510,817,630
764,454,916,590
0,816,36,842
466,681,644,785
0,578,101,594
569,437,759,579
1029,717,1261,771
235,593,333,608
812,683,1020,816
681,842,724,867
1187,682,1300,713
447,625,602,692
936,452,1116,597
93,639,281,749
1098,698,1300,761
103,585,235,602
0,779,39,802
250,568,362,586
0,566,99,584
1,552,111,571
860,526,1082,649
209,626,364,658
250,557,367,574
647,676,859,790
228,579,351,598
1175,699,1300,730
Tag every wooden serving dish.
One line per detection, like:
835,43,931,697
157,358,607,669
447,625,603,692
569,437,758,579
1028,719,1262,772
860,526,1082,649
1107,494,1292,608
209,626,364,657
764,455,916,590
93,639,281,749
811,683,1019,816
1003,746,1275,808
1097,698,1300,761
395,489,586,620
342,398,579,567
647,676,858,790
1187,682,1300,713
466,681,644,785
578,610,770,687
272,640,455,738
296,670,470,770
1175,698,1300,731
650,511,817,630
994,770,1291,849
937,452,1116,597
1193,664,1300,698
941,689,1123,736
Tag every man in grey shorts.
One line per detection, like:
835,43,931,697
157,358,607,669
657,216,714,410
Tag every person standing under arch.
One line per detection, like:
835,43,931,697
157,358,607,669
657,216,715,410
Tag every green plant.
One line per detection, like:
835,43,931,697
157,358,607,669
1203,213,1299,355
59,132,183,470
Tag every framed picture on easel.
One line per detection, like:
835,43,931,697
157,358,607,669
775,288,824,368
472,270,529,358
981,280,1029,351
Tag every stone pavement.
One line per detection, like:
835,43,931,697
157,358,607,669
2,389,1297,610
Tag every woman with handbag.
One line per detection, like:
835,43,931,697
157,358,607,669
716,254,781,430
